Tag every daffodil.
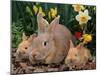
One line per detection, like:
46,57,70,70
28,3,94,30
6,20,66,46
33,5,45,16
76,9,91,25
50,7,57,18
33,5,38,14
81,34,92,44
72,4,84,12
38,6,45,17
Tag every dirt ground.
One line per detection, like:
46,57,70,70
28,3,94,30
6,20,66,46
11,48,96,74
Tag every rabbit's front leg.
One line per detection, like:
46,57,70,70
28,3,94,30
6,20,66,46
45,50,56,64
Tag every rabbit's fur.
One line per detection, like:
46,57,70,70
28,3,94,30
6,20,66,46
65,40,92,68
16,33,36,60
28,13,73,64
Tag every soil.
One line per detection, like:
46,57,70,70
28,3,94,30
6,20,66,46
11,48,96,74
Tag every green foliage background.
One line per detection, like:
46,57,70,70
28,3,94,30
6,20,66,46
12,1,96,56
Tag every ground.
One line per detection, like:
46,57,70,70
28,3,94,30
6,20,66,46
11,48,96,74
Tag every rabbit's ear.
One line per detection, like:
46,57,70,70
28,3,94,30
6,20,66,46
48,15,60,32
69,40,74,48
22,33,28,41
37,13,49,34
76,43,83,50
28,33,36,42
50,15,60,25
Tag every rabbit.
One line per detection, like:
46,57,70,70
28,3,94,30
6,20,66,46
65,40,92,69
16,33,36,61
28,13,73,64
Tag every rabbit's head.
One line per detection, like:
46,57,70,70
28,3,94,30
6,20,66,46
65,40,83,66
28,13,60,64
16,33,36,60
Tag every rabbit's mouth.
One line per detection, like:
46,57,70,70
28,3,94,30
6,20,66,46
29,56,45,64
29,52,46,64
33,55,46,64
66,59,77,66
16,52,29,61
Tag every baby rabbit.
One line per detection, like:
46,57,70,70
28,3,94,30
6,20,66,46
28,13,73,64
65,40,92,69
16,33,36,61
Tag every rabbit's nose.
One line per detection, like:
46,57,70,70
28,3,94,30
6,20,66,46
69,59,73,63
30,49,37,56
16,50,25,56
32,53,36,58
31,52,40,60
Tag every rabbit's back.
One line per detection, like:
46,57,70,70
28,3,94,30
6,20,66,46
50,24,73,63
79,47,91,64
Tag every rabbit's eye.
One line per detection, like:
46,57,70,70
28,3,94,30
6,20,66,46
25,47,28,49
75,54,78,57
43,41,48,46
44,41,47,46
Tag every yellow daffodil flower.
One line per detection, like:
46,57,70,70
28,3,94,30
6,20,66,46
33,5,45,16
81,34,92,44
33,5,38,14
76,9,91,25
72,4,84,12
50,7,57,18
38,6,45,17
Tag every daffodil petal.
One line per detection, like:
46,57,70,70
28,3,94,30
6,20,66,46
33,5,38,14
88,16,91,20
79,21,83,25
76,15,80,21
81,6,85,10
79,11,83,15
84,9,89,15
72,5,75,7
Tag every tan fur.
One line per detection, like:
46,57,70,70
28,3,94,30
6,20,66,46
28,13,73,64
16,33,36,60
65,40,91,68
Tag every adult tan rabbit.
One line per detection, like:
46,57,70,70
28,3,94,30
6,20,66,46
16,33,36,60
28,13,73,64
65,40,92,68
